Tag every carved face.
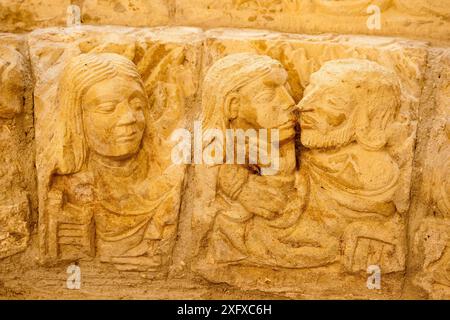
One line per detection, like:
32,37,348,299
82,76,146,159
298,83,355,149
233,67,296,141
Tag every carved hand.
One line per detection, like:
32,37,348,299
238,176,288,220
217,165,249,200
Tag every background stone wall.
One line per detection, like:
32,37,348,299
0,1,449,44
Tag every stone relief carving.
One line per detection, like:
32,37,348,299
42,53,184,271
0,42,33,259
192,30,426,295
297,58,405,273
201,53,303,267
29,27,202,272
0,24,447,299
198,55,405,273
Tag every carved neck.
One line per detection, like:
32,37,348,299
277,139,296,175
90,151,140,169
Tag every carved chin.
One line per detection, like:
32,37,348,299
91,140,142,159
114,141,142,157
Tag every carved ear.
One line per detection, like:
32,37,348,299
224,93,240,121
355,109,387,151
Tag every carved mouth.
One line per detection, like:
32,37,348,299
300,115,316,129
276,119,296,131
116,131,138,142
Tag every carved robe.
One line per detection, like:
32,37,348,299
90,149,181,270
289,143,406,272
207,168,305,265
48,146,182,270
206,141,308,267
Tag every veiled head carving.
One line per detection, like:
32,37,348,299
298,58,401,151
201,53,295,138
0,46,25,119
54,53,148,175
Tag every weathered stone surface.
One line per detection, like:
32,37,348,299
81,0,170,27
410,48,450,299
0,0,70,32
0,1,172,32
176,0,450,44
1,2,449,44
0,33,35,260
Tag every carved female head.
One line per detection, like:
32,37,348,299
55,53,147,174
298,59,401,150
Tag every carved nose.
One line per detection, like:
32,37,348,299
297,99,314,112
117,103,137,126
278,86,295,108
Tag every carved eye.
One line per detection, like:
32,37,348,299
253,90,275,103
321,99,347,126
326,112,346,126
129,97,144,110
95,102,116,114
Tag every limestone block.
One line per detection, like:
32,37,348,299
81,0,171,27
0,0,70,32
28,26,203,274
175,0,450,44
190,29,429,298
0,23,447,299
412,49,450,299
0,33,35,259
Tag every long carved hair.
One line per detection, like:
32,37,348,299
53,53,148,175
201,53,285,150
305,58,401,151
